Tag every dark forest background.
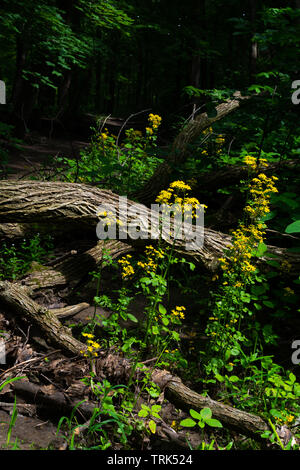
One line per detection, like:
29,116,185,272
0,0,299,141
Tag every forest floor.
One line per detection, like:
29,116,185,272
0,133,299,451
2,134,89,179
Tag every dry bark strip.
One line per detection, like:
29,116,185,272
0,280,86,356
1,180,299,273
132,93,252,205
50,302,90,319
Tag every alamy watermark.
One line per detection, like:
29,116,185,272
291,340,300,365
0,80,6,104
0,333,9,364
95,196,204,250
291,80,300,105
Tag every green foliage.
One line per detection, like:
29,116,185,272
0,234,54,280
54,115,163,194
180,408,222,430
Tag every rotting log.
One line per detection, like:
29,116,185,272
0,282,289,445
11,379,95,420
0,280,86,356
152,370,268,439
132,93,252,205
22,240,132,291
95,353,271,441
0,180,299,273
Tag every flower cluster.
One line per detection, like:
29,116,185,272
155,180,207,219
118,254,134,279
243,155,268,171
148,113,162,130
202,126,213,136
245,173,278,219
137,245,165,273
171,306,186,320
220,222,266,276
80,333,101,358
215,135,225,145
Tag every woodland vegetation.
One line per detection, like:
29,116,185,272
0,0,299,452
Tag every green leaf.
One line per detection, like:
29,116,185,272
254,242,268,257
263,300,275,308
180,418,196,427
229,375,240,383
148,420,156,434
200,408,212,420
162,317,169,326
205,418,223,428
158,304,166,315
190,409,203,420
127,313,138,323
285,220,300,234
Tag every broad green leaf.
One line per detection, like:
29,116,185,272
205,418,223,428
254,242,268,257
190,409,203,420
158,304,166,315
149,420,156,434
229,375,240,383
285,220,300,234
200,407,212,420
180,418,196,427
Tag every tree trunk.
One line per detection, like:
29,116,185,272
22,240,132,291
0,180,299,274
96,354,271,440
0,280,86,356
132,92,252,205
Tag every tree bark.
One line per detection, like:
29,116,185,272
132,92,252,205
22,240,132,291
96,354,270,440
0,280,86,356
0,180,299,274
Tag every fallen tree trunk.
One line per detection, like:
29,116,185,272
22,240,132,291
11,379,95,420
0,280,86,356
0,281,287,443
0,180,299,273
132,92,252,205
96,353,270,440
